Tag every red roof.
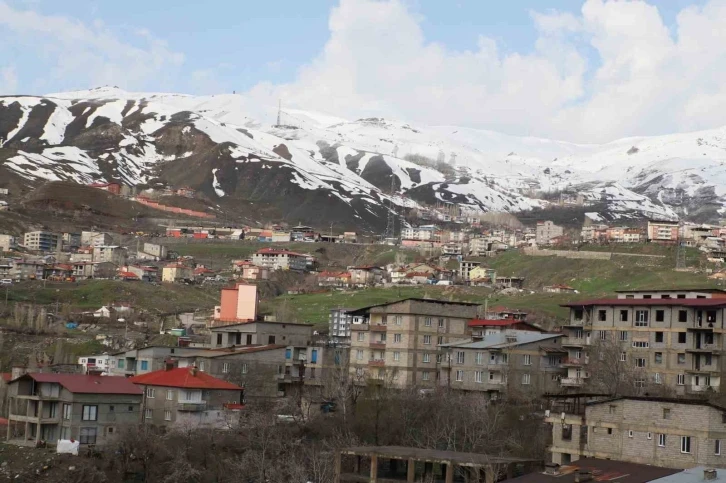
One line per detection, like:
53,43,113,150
130,367,243,390
561,298,726,308
223,403,244,410
255,247,306,257
194,267,215,274
467,319,521,327
0,373,11,383
15,374,143,395
118,271,139,279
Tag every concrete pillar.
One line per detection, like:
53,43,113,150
445,462,454,483
24,421,29,442
36,400,43,442
407,458,415,482
369,455,378,483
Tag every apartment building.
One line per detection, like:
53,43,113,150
348,298,482,388
458,260,481,283
23,231,60,252
536,221,564,246
109,346,204,377
5,373,142,446
251,248,307,271
209,321,313,349
647,220,679,244
560,288,726,394
161,263,194,282
330,308,353,342
81,231,113,247
546,395,726,470
212,282,259,326
438,331,566,399
131,366,243,429
92,245,127,265
401,225,440,242
0,234,16,252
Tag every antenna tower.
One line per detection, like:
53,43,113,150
383,176,397,240
276,99,281,126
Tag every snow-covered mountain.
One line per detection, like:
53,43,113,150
2,86,724,228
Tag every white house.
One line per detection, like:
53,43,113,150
78,354,112,374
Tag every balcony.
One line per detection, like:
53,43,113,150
685,345,721,354
487,363,506,371
351,324,370,332
561,337,588,347
563,319,588,328
561,377,585,387
368,359,386,367
177,401,207,412
369,342,386,350
8,414,60,424
688,320,716,331
561,358,588,367
370,325,388,332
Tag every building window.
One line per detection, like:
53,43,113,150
678,310,688,322
437,336,444,345
609,405,617,414
663,408,671,420
475,371,483,383
523,354,531,365
678,332,687,344
628,430,634,438
619,331,628,341
654,373,662,384
635,310,649,327
562,425,572,441
82,405,98,421
241,363,248,374
140,360,149,371
455,370,463,382
118,359,125,369
632,341,649,348
222,362,230,374
475,352,483,365
423,353,430,363
423,335,432,345
395,315,402,325
522,374,531,385
658,434,666,447
655,310,665,322
620,310,629,322
574,309,584,320
424,317,432,327
216,334,223,345
145,409,152,419
268,336,276,344
393,351,400,362
620,352,627,362
598,310,606,321
394,334,402,343
199,361,205,371
599,330,607,340
164,410,172,421
80,427,97,445
677,374,685,385
681,436,691,454
647,432,652,440
422,371,430,381
357,332,365,342
438,318,445,328
655,332,664,343
166,390,173,401
63,404,72,420
678,353,686,364
717,440,722,455
654,352,663,364
356,350,363,360
456,352,465,364
146,388,155,398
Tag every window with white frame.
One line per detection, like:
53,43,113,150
523,354,531,366
423,353,431,363
145,409,152,419
394,334,402,343
164,410,172,421
475,371,483,383
654,373,662,384
522,374,531,385
356,350,363,360
619,331,628,341
146,387,155,398
80,427,97,445
395,315,402,325
681,436,691,454
357,332,365,341
166,390,173,401
393,351,400,361
456,351,465,364
658,434,666,447
423,335,432,345
223,363,230,373
677,374,685,385
635,310,649,327
82,405,97,421
424,317,432,327
476,352,483,365
620,352,627,362
63,404,72,420
635,358,646,368
455,370,464,382
438,318,445,328
599,330,607,340
716,439,722,456
422,371,430,381
241,363,248,374
632,341,649,348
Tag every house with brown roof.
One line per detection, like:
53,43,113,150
6,374,142,446
251,247,308,271
131,366,244,429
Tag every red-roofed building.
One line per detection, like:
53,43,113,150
317,271,352,288
251,247,307,271
6,373,142,446
131,366,243,429
232,260,270,280
467,319,545,338
118,271,140,281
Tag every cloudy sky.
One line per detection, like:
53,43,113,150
1,0,723,143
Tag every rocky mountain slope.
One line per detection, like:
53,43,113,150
2,86,725,229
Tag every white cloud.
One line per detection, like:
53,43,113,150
0,66,18,93
245,0,726,143
0,1,184,94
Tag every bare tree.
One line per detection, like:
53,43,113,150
585,338,647,396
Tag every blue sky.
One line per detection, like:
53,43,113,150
0,0,723,142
